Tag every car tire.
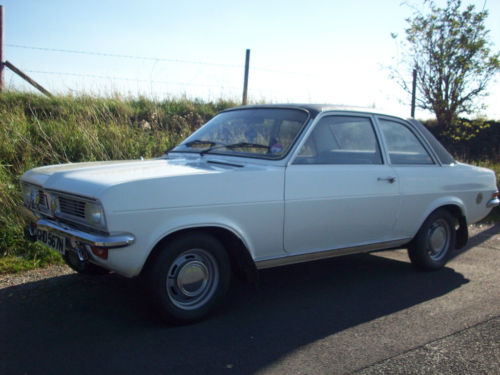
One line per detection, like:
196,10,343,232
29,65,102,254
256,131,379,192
408,208,456,270
147,233,231,324
64,251,110,275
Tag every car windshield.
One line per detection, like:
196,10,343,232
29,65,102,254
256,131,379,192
172,108,309,159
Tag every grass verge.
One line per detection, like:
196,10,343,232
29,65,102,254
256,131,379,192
0,92,235,274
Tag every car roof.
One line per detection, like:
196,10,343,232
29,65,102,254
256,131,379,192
224,104,402,119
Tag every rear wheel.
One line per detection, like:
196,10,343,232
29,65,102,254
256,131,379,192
147,233,231,324
408,209,456,270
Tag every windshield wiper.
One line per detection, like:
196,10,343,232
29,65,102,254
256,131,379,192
184,140,218,148
200,142,269,156
165,140,218,155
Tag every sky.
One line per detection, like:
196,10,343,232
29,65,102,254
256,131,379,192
1,0,500,120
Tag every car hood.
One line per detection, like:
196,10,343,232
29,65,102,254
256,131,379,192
21,158,223,198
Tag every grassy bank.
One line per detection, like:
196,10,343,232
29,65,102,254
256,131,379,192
0,92,235,274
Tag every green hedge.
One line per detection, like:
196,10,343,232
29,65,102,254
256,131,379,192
423,119,500,162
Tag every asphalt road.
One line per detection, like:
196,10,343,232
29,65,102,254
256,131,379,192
1,224,499,375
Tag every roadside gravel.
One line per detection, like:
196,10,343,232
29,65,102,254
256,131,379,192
0,264,75,290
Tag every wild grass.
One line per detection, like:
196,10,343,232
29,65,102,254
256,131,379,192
0,91,236,274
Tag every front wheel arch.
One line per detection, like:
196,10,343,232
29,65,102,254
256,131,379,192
141,226,258,284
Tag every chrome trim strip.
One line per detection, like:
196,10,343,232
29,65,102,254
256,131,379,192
255,238,411,269
34,219,135,248
44,189,97,203
487,197,500,208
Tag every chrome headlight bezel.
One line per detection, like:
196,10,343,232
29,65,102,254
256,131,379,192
21,182,35,207
84,202,106,229
21,182,49,213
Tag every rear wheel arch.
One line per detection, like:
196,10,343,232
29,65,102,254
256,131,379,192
438,204,468,250
414,201,468,250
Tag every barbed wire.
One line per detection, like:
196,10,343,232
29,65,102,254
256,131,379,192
6,43,242,68
22,69,241,90
6,43,313,76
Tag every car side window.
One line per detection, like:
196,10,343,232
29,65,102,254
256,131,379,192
378,119,434,165
294,116,382,165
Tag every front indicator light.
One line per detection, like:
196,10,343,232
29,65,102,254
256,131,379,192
91,246,108,260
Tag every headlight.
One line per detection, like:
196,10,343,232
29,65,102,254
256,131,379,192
84,202,106,228
21,183,35,207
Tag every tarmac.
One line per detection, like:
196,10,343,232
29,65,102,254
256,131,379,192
1,224,499,374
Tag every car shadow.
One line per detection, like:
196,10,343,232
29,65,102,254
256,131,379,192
0,253,468,375
450,223,500,260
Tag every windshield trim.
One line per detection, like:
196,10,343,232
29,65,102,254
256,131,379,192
170,107,312,161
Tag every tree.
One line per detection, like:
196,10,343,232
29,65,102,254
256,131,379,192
393,0,500,128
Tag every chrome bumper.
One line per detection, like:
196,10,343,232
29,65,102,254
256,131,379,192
487,197,500,208
26,217,135,248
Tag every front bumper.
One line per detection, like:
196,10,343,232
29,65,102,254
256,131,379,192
21,205,135,249
27,219,135,248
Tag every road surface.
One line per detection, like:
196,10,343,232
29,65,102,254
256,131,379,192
1,224,499,374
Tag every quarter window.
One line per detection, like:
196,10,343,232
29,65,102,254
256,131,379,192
294,116,382,165
379,119,433,165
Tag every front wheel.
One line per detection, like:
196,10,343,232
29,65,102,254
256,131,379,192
408,209,456,270
147,233,231,324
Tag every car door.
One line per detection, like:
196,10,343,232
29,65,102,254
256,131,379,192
375,116,443,238
284,114,401,254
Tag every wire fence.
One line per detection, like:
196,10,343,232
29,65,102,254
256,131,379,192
4,43,315,101
6,43,314,75
7,43,242,68
3,42,437,118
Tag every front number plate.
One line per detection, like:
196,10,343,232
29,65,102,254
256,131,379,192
36,229,66,255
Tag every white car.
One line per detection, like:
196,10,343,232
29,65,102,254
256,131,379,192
20,105,499,323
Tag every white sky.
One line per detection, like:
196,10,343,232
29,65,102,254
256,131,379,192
2,0,500,120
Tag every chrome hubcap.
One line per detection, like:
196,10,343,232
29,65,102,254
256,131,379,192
176,261,209,297
427,219,450,261
166,249,218,310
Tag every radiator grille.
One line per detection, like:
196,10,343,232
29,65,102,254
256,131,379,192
58,196,86,218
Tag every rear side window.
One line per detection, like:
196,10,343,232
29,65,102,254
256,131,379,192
409,119,455,165
294,116,382,165
379,119,434,165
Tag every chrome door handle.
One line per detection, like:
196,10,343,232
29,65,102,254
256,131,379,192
377,177,396,183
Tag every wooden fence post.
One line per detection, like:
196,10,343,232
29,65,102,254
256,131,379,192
411,68,417,118
4,61,53,97
242,49,250,105
1,5,5,92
